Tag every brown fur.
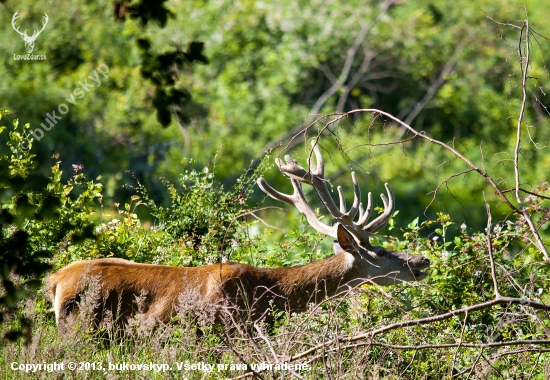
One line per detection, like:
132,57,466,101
46,226,430,330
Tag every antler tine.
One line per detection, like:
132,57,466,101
11,11,25,37
363,183,395,234
257,177,296,207
307,157,317,175
347,172,361,217
275,142,344,219
289,178,336,237
304,142,346,218
257,141,352,238
310,140,324,176
35,14,49,36
336,171,361,223
257,176,336,237
276,155,314,184
358,203,364,222
356,191,373,226
337,186,346,213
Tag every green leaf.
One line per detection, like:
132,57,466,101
407,217,419,230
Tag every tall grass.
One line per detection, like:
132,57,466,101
3,276,550,379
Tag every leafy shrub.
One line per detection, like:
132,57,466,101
0,113,75,341
146,161,255,265
0,112,266,340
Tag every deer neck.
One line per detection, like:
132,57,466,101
267,251,357,311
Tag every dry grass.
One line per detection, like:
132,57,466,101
2,277,550,379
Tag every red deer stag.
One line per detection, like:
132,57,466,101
47,141,430,330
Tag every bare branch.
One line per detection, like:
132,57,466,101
485,197,501,297
332,339,550,351
514,21,529,215
261,0,396,153
308,0,395,119
311,108,549,261
284,296,550,364
395,36,470,139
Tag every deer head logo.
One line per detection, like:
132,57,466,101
11,11,49,54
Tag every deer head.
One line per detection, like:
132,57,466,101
11,11,49,54
257,140,430,286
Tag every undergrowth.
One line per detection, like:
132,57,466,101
2,116,550,379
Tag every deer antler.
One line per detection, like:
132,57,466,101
32,14,49,38
257,140,394,246
11,11,27,38
11,12,48,39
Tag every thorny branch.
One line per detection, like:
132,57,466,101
289,297,550,361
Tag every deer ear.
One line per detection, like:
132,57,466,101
333,241,345,254
336,224,359,254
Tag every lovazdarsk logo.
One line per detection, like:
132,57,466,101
11,11,48,61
